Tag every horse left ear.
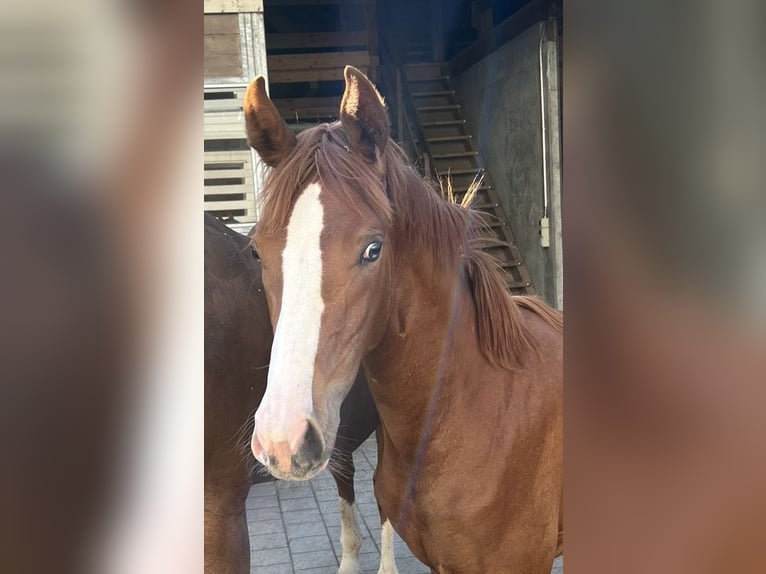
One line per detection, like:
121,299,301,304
244,76,297,167
340,66,389,163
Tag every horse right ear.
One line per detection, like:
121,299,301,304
340,66,389,164
244,77,297,167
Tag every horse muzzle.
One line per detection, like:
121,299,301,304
251,417,328,480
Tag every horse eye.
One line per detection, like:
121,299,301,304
360,241,382,264
251,246,260,262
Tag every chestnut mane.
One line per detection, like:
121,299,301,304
257,121,562,369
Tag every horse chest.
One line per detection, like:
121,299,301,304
374,452,490,571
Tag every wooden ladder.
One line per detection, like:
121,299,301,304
401,63,535,295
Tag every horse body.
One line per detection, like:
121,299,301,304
368,290,563,572
244,66,563,573
205,213,268,574
204,214,382,574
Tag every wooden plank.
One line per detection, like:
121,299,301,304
265,31,367,50
278,107,338,120
274,96,339,119
204,100,244,112
204,169,252,179
274,96,338,110
204,200,256,211
204,0,263,13
204,185,254,195
266,0,364,5
204,14,239,34
269,66,369,84
204,114,246,124
205,150,253,162
267,51,370,71
204,122,246,136
205,35,241,57
205,54,243,79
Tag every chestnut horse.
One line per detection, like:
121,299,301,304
204,213,388,574
245,67,563,572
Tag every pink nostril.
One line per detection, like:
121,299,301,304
288,420,309,454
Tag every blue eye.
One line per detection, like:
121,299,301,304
360,241,382,264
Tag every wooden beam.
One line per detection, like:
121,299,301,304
267,51,370,71
204,169,253,179
204,0,263,13
266,0,364,5
274,96,338,109
204,57,243,79
266,31,368,50
204,14,240,34
205,35,242,57
204,200,256,211
268,66,370,83
274,96,340,119
450,0,551,76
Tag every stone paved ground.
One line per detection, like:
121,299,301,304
246,437,563,574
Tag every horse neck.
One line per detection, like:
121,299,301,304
363,251,479,460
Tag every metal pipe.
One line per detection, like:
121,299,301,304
538,20,549,218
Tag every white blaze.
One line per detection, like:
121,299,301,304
255,182,324,444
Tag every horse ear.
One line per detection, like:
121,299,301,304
244,76,297,167
340,66,389,163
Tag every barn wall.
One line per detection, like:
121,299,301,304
453,22,561,307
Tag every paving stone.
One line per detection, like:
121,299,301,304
360,513,382,536
285,519,328,540
291,549,337,571
249,519,286,536
251,482,277,496
328,530,378,558
393,536,413,558
283,509,321,525
319,511,340,528
288,534,333,554
250,531,288,551
358,485,375,496
251,564,294,574
313,488,339,501
280,497,318,512
248,506,282,522
250,547,291,567
357,552,382,571
277,486,315,500
357,502,380,520
316,500,339,517
395,556,430,573
247,495,279,509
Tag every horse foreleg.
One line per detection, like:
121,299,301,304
204,483,250,574
373,427,399,574
376,515,399,574
331,453,362,574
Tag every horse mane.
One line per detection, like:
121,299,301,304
257,121,562,370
